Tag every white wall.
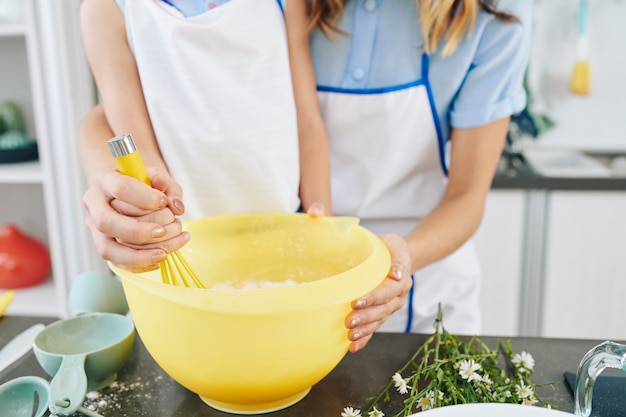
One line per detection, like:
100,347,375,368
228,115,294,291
527,0,626,152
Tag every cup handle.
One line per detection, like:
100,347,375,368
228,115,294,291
574,341,626,416
48,354,88,416
77,405,106,417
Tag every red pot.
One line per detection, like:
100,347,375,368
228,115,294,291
0,223,52,289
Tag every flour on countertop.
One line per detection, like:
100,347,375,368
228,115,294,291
79,373,164,417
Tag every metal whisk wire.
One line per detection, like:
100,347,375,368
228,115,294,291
161,251,204,287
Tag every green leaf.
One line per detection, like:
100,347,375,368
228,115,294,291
0,101,26,134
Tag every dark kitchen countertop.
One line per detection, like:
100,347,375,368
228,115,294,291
492,154,626,191
2,315,624,417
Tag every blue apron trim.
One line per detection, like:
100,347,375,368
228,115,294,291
422,53,448,176
404,274,415,333
161,0,177,11
317,79,425,95
421,50,430,78
317,54,448,177
277,0,285,14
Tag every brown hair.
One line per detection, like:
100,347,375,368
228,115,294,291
307,0,519,55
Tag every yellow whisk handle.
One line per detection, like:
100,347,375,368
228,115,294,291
115,152,151,185
107,133,151,185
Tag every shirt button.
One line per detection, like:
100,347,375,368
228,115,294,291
352,68,365,81
363,0,377,12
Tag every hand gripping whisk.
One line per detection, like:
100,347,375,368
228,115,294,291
107,133,205,288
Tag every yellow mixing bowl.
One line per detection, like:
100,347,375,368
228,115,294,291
109,213,390,414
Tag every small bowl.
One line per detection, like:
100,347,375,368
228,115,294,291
110,213,390,414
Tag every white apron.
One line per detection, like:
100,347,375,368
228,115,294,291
124,0,300,219
318,54,482,334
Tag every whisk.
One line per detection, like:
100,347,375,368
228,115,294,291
107,133,205,288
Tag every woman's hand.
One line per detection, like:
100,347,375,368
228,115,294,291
83,167,188,272
305,204,413,353
345,233,413,353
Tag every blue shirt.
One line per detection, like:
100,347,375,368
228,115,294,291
310,0,532,142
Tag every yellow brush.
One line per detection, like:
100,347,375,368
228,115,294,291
570,0,590,95
0,291,15,316
107,133,204,288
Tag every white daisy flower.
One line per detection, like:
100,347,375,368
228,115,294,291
417,390,435,411
515,380,534,399
341,406,362,417
368,406,385,417
512,351,535,373
392,372,409,395
482,374,493,386
459,359,482,382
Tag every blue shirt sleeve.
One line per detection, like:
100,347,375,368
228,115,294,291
448,0,533,128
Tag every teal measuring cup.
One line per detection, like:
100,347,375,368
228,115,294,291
0,376,49,417
0,375,104,417
33,312,135,416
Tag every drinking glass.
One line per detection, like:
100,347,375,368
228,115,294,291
574,341,626,416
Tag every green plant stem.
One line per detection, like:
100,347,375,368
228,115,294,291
363,303,558,416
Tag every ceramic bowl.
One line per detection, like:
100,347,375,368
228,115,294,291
0,223,50,289
67,271,129,316
110,213,390,414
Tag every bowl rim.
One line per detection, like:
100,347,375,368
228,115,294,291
110,213,391,314
33,312,135,356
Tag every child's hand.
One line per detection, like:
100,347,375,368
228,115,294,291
305,202,326,217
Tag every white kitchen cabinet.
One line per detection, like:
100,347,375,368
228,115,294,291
473,190,527,336
540,191,626,340
0,0,99,317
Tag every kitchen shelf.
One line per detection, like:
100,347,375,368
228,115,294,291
1,278,59,317
0,24,26,37
6,0,104,318
0,0,99,318
0,0,58,318
0,161,42,183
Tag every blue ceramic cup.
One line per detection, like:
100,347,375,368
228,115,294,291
67,271,129,317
